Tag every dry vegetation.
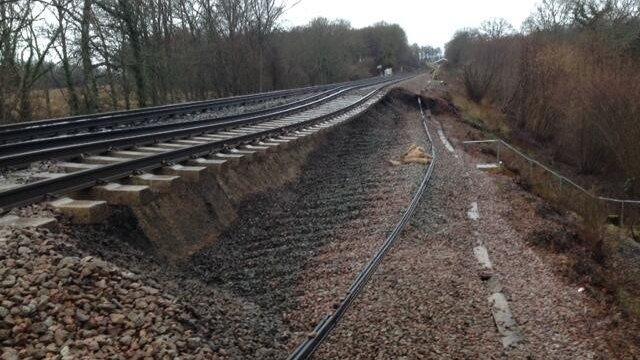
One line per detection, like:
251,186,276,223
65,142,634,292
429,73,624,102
443,0,640,319
1,1,439,123
445,0,640,198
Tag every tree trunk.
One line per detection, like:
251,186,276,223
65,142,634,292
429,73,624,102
119,0,147,107
81,0,99,113
56,4,80,115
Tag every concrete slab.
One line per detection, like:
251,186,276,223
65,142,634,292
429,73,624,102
154,143,190,149
192,137,218,142
174,139,207,146
188,158,227,171
230,149,257,160
249,125,278,131
201,134,233,140
246,144,274,154
217,131,242,137
58,162,100,173
279,136,301,141
258,141,281,147
0,183,20,192
228,129,257,135
296,129,317,136
161,165,207,182
267,137,294,149
29,172,67,181
92,183,154,206
131,174,181,193
268,138,291,144
473,245,494,271
214,153,244,165
50,197,110,224
136,147,170,153
488,293,524,349
83,156,128,165
0,215,57,229
477,163,501,170
109,150,154,159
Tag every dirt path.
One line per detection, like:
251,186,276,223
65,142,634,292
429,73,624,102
315,114,632,358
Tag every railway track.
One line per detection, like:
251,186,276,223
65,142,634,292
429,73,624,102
0,81,353,144
0,88,339,168
0,75,412,214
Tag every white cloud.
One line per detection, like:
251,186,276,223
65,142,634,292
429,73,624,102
282,0,540,49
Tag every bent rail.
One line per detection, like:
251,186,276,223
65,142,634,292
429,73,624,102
288,97,436,359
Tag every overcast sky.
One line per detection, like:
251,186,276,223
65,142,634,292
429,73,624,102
283,0,540,49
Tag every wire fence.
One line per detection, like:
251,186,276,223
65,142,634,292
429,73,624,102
463,139,640,228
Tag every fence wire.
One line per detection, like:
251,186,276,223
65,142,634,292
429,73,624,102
463,139,640,227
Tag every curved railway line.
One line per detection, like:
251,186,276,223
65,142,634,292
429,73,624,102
0,75,411,213
0,81,341,143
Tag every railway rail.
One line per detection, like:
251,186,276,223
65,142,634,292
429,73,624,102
0,80,358,144
0,87,340,168
0,75,412,214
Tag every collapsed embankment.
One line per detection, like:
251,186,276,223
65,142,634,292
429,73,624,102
113,125,328,263
0,86,431,359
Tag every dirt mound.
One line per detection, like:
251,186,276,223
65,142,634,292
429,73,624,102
382,87,458,117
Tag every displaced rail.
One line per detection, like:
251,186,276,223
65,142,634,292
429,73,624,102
288,98,436,359
0,75,411,213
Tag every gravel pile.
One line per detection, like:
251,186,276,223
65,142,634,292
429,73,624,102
316,116,503,359
0,226,215,359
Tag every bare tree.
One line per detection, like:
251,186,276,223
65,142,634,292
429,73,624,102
480,18,515,38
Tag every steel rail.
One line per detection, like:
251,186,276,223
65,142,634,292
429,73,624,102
0,79,372,144
0,76,411,213
0,77,394,169
0,87,323,142
288,97,436,360
0,87,340,158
